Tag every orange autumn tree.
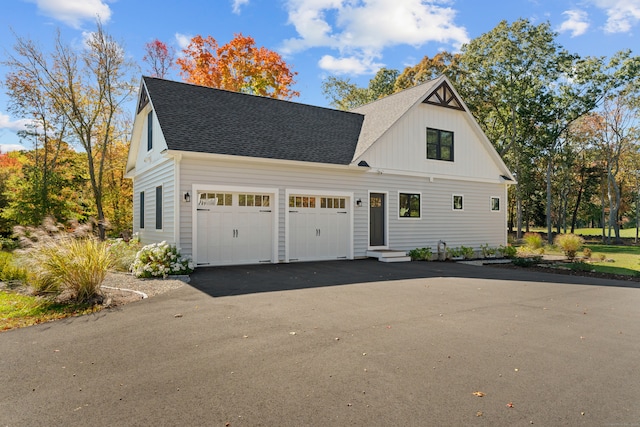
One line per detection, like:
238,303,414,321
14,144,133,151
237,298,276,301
176,34,299,99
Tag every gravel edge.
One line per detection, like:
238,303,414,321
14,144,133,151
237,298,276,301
101,271,187,298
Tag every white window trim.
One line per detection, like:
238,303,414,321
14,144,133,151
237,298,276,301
452,194,464,211
397,191,422,220
490,196,501,212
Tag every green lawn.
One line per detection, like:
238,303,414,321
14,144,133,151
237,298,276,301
0,291,96,331
539,243,640,277
530,227,640,239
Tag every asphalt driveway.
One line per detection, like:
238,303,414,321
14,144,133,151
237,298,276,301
1,259,639,426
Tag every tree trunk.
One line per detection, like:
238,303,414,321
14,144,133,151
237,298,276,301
546,157,553,244
570,180,584,233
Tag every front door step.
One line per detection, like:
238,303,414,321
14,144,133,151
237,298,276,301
366,250,411,263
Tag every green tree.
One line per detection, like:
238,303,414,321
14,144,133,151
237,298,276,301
321,67,399,110
395,52,460,90
3,22,138,239
1,142,88,227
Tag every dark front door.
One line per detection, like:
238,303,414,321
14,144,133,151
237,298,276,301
369,193,385,247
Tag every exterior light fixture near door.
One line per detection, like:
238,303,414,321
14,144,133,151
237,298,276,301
356,199,362,207
183,192,190,203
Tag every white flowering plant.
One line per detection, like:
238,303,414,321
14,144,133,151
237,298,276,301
131,241,194,278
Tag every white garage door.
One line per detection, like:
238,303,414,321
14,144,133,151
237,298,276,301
288,194,350,262
196,192,274,266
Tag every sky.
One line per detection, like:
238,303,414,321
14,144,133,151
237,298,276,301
0,0,638,151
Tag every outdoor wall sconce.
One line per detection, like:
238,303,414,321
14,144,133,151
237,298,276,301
184,192,191,203
356,199,362,207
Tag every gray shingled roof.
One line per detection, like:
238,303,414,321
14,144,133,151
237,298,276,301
143,77,365,165
350,77,442,161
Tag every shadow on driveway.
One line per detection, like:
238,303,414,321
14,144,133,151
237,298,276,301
189,258,640,297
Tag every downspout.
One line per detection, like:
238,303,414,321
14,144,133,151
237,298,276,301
174,153,182,248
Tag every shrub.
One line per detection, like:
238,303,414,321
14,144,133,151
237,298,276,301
498,244,517,258
0,237,19,251
446,247,463,259
409,247,432,261
131,242,194,278
17,237,112,302
523,232,544,250
480,244,496,258
460,245,475,259
554,233,584,260
582,247,592,259
107,236,142,272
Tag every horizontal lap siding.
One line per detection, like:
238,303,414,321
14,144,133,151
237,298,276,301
179,158,369,260
133,159,176,245
391,179,506,252
178,157,507,261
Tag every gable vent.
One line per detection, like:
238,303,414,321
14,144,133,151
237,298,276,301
137,87,150,114
423,81,464,111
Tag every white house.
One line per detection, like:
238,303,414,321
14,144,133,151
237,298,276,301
125,75,515,267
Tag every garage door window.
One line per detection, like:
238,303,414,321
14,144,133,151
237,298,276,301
199,193,232,206
289,196,316,208
321,197,346,209
240,194,270,207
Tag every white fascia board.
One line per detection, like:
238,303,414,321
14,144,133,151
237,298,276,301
164,150,370,173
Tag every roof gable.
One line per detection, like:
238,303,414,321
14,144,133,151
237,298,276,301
349,77,443,160
140,77,364,165
350,75,514,181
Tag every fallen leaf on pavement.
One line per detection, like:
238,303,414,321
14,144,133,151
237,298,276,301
506,402,514,408
472,391,485,397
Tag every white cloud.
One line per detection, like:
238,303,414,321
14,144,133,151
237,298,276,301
26,0,112,28
589,0,640,33
281,0,469,75
175,33,192,50
0,112,31,133
318,53,384,74
0,144,27,153
558,10,590,37
232,0,250,14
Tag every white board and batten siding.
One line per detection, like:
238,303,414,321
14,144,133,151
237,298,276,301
357,102,505,182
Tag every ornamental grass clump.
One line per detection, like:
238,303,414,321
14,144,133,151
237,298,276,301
13,218,112,301
0,251,26,283
554,233,584,261
131,241,193,278
523,232,544,250
17,237,112,302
